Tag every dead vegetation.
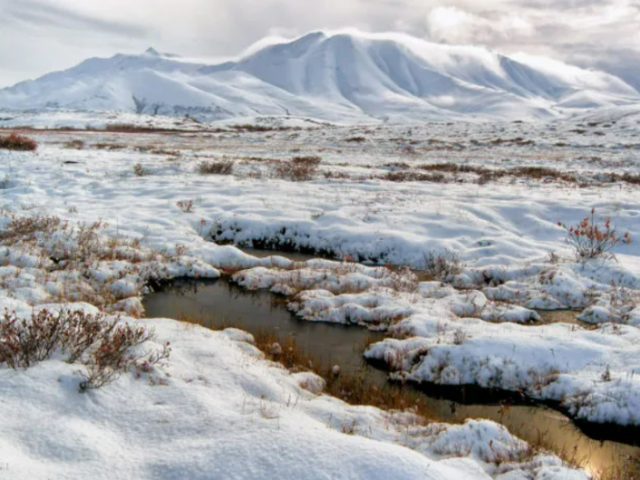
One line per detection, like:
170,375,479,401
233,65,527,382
133,163,148,177
0,212,191,311
375,162,640,186
385,171,447,183
95,142,127,151
344,136,366,143
103,123,180,134
591,458,640,480
273,156,322,181
250,329,436,420
64,139,85,150
198,159,235,175
176,199,195,213
0,309,170,391
422,250,464,281
228,323,619,477
134,145,180,156
417,162,576,183
0,133,38,151
230,124,301,133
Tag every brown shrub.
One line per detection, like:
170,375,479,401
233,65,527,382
0,215,66,244
230,124,273,132
103,124,178,133
614,172,640,185
198,160,235,175
292,155,322,166
385,171,447,183
133,163,148,177
0,310,170,391
230,124,300,133
0,133,38,151
418,163,576,183
274,156,322,181
423,249,464,281
95,143,126,151
176,199,195,213
149,148,180,157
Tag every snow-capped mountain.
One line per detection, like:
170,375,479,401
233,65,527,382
1,31,638,122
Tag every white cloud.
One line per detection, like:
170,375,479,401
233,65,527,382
0,0,638,89
426,7,535,45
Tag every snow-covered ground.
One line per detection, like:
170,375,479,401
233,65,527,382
0,311,588,480
1,110,639,478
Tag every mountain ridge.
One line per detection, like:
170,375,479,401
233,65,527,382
1,31,638,122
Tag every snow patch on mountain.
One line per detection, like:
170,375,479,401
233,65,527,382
1,31,638,122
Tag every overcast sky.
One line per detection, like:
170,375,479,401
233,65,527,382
1,0,638,89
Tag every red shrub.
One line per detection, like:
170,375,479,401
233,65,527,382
0,133,38,151
559,208,631,259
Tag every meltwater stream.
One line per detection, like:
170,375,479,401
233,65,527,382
144,278,639,477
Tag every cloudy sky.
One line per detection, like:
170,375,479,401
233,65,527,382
0,0,638,89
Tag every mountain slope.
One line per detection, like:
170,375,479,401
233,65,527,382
1,32,638,122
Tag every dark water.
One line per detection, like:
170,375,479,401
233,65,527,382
144,278,384,379
144,278,639,477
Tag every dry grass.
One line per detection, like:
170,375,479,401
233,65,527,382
178,312,434,418
176,199,195,213
0,214,66,244
0,213,183,310
418,162,576,183
251,329,435,419
63,139,85,150
517,426,640,480
375,162,640,186
273,156,322,181
95,142,127,151
422,249,464,281
591,459,640,480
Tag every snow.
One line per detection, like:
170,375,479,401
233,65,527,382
0,313,589,479
1,31,638,123
1,111,639,477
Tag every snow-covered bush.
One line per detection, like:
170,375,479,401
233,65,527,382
0,309,170,391
0,133,38,151
422,249,464,281
559,209,631,259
